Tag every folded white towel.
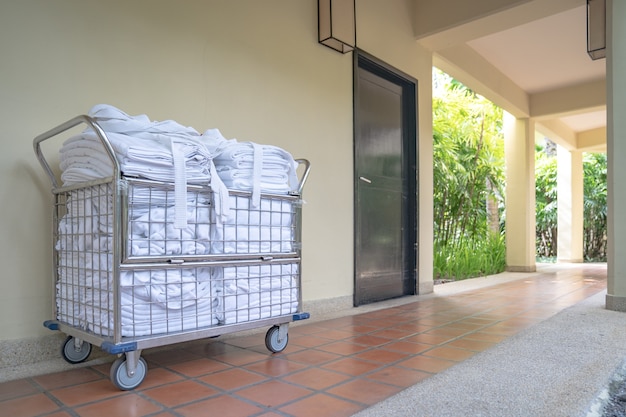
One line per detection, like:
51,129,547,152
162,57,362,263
60,131,213,185
213,263,299,324
84,286,219,336
200,129,299,202
210,194,294,254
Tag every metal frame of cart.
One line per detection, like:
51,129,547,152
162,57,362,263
34,115,310,390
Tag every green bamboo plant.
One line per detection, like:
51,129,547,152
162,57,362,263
534,142,607,262
433,69,506,280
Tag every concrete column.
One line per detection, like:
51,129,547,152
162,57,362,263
557,146,584,263
504,112,536,272
606,0,626,311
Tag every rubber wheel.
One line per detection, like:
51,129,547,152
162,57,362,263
61,336,92,364
265,325,289,353
110,357,147,390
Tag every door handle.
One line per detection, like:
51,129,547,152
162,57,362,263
359,176,372,184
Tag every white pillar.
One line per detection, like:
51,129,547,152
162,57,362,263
606,0,626,311
557,146,584,263
504,113,536,272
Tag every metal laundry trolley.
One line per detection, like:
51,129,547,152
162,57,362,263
33,115,310,390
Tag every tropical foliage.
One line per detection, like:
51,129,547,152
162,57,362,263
432,70,507,280
535,140,558,258
433,69,607,279
583,153,607,261
534,141,607,261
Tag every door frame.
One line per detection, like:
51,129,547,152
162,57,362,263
353,50,419,306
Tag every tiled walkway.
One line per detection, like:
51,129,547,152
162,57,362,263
1,264,607,417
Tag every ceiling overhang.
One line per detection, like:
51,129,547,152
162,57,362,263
416,0,607,152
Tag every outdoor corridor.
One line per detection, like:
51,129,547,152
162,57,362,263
0,264,608,417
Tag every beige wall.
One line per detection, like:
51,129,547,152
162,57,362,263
0,0,433,342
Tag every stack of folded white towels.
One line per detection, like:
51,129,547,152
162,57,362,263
60,104,215,186
213,263,299,325
55,104,301,337
201,128,299,198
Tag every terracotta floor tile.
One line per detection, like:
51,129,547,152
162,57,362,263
424,326,471,338
289,324,327,335
90,363,113,377
175,394,264,417
224,334,267,348
136,367,185,390
288,334,333,348
73,393,162,417
397,355,456,373
143,348,202,366
445,337,497,352
362,308,401,319
0,393,60,416
212,348,271,366
391,322,433,333
33,367,103,390
384,340,432,354
283,348,341,365
366,365,432,387
336,324,380,334
248,342,306,355
430,313,470,322
481,323,525,336
347,335,391,347
309,328,357,340
0,378,38,401
368,327,417,339
184,340,240,357
321,357,382,376
415,317,456,326
43,411,73,417
518,307,561,319
235,380,313,407
244,357,307,377
278,393,364,417
423,346,476,362
328,378,403,405
362,318,406,328
443,321,488,331
50,379,123,407
282,368,352,390
455,317,497,326
143,380,218,407
394,305,422,314
165,357,230,377
315,316,360,328
198,368,268,391
315,340,370,355
405,332,454,345
471,313,512,322
486,306,530,316
354,348,409,363
462,331,509,343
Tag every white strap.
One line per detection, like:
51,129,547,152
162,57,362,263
209,160,230,224
170,138,188,229
251,143,263,207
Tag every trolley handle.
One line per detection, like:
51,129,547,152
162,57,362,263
294,158,311,195
33,115,120,188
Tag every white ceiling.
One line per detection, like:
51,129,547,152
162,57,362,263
446,4,607,133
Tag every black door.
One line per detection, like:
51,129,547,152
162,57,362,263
354,52,417,306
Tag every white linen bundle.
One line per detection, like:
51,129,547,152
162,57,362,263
201,128,299,206
213,263,299,325
210,194,294,254
59,104,213,186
